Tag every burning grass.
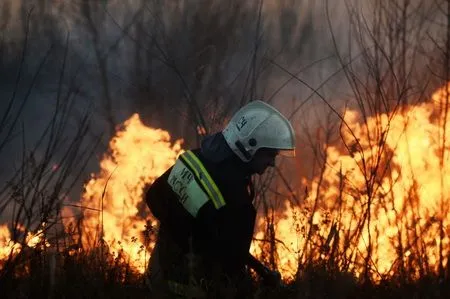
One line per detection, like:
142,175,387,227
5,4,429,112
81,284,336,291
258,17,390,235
1,246,449,298
1,1,450,297
3,86,450,298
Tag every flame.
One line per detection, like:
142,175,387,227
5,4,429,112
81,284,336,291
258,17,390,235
3,84,450,282
75,113,183,273
25,227,50,249
0,225,21,263
252,83,450,281
0,224,50,270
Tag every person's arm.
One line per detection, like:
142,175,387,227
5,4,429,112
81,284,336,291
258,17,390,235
144,170,171,221
246,253,282,286
195,202,255,275
198,208,282,285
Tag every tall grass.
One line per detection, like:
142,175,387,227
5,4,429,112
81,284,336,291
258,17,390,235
1,0,449,298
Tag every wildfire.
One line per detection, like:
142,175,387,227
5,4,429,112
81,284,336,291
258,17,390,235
3,84,450,282
0,225,21,262
252,83,450,281
73,113,183,273
0,224,50,270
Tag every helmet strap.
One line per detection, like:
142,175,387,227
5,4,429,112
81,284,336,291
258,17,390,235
235,140,252,161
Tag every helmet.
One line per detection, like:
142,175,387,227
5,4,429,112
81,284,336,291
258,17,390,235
222,100,296,162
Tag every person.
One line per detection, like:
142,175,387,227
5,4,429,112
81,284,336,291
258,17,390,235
144,100,296,298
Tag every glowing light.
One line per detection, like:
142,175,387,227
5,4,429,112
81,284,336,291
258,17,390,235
252,83,450,281
74,113,183,273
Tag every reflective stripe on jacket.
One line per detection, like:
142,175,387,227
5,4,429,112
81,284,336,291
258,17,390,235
168,150,226,217
145,144,256,294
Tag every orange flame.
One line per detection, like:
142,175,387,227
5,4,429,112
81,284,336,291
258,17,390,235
75,113,183,273
3,84,450,282
0,225,21,263
0,224,50,270
252,83,450,281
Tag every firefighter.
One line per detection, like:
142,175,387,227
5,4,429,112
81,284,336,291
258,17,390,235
145,100,295,298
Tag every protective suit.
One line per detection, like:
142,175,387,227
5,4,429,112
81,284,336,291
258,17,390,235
145,101,295,298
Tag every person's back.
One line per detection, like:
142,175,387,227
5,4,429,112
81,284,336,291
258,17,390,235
146,134,256,296
145,100,296,298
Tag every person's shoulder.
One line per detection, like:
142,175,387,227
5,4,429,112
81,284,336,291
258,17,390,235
147,165,173,190
189,148,221,170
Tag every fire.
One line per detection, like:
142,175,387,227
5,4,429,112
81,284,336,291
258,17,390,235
3,84,450,283
0,224,50,270
252,83,450,281
75,113,183,273
24,227,50,249
0,225,21,263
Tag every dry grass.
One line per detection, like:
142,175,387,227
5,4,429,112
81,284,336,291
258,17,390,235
1,0,450,298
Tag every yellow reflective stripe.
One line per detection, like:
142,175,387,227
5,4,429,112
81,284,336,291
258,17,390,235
183,151,226,209
180,151,226,209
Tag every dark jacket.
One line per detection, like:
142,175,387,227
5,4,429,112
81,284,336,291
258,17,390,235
145,133,256,282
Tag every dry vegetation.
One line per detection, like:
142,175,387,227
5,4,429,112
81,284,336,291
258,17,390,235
1,0,450,298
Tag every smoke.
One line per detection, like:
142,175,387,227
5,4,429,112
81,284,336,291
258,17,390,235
0,0,443,227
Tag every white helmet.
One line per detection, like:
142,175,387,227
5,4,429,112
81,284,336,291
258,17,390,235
222,100,296,162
